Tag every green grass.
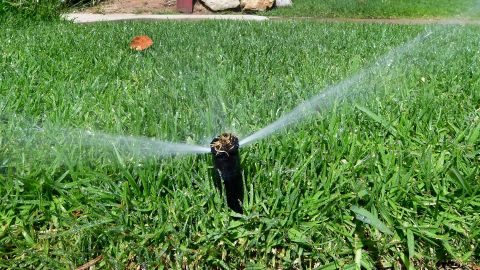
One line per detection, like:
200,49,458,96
266,0,480,18
0,0,61,20
1,18,479,269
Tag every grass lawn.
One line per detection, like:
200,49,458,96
0,17,479,268
266,0,480,18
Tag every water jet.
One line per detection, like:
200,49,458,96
210,133,244,214
239,30,434,147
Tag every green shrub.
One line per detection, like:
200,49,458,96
0,0,62,20
0,0,102,20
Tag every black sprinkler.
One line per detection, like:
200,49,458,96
210,133,244,214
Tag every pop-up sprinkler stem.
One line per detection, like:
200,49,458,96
210,133,244,214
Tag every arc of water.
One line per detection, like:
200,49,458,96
239,30,434,147
77,130,211,157
24,126,211,157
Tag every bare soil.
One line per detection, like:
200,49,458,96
83,0,211,14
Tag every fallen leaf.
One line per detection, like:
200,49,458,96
130,35,153,51
72,210,82,218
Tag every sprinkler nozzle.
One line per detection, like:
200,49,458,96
210,133,243,214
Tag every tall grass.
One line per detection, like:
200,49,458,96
0,19,479,268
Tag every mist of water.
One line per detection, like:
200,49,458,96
6,123,211,160
239,0,480,147
78,129,211,157
239,31,434,147
2,16,471,161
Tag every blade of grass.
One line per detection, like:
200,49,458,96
467,121,480,145
350,206,393,236
407,229,415,259
355,104,398,137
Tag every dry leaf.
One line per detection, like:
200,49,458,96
75,255,103,270
130,35,153,51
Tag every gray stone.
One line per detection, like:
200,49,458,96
201,0,240,11
275,0,292,7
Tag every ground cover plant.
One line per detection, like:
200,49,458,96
0,0,61,20
0,18,479,269
267,0,480,19
0,0,102,20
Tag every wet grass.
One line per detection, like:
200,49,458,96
266,0,480,19
0,19,479,268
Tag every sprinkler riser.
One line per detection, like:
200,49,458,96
210,134,244,214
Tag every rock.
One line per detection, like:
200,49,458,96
201,0,240,11
275,0,292,7
193,0,212,13
240,0,274,11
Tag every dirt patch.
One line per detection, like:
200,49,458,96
76,1,480,25
84,0,176,14
83,0,211,14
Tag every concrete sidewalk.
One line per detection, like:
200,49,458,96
64,13,480,25
64,13,269,23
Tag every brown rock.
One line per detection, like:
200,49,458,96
240,0,274,11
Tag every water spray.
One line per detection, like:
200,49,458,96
239,30,434,147
210,133,244,214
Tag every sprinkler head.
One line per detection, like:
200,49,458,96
210,133,243,214
210,133,239,156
